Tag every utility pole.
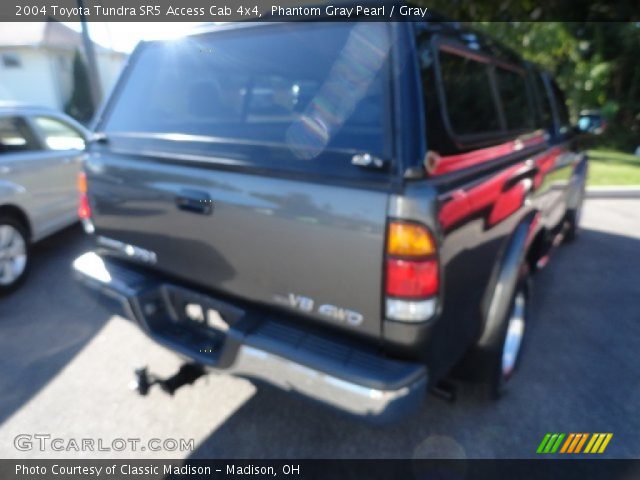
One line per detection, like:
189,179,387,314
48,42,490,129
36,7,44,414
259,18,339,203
77,0,102,107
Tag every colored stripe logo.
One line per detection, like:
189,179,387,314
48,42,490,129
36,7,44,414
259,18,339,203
537,433,613,454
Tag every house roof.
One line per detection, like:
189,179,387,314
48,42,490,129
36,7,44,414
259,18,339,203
0,21,124,55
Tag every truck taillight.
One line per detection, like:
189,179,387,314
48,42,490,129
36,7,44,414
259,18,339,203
387,222,436,256
385,221,439,322
77,172,94,233
386,259,439,297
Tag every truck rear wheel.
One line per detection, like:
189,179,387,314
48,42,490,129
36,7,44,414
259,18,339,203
0,216,30,294
454,265,531,399
485,271,531,399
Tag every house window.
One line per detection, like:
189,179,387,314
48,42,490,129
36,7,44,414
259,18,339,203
2,53,22,68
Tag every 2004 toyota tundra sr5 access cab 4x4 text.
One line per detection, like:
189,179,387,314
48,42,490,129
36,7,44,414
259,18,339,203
73,19,589,422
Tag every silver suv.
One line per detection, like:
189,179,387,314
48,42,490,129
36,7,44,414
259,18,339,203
0,103,88,292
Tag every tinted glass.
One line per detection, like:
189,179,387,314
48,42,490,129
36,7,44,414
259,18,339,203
33,117,85,150
417,40,451,153
438,51,500,136
532,72,553,129
550,81,571,134
0,117,38,154
495,67,534,130
105,23,391,161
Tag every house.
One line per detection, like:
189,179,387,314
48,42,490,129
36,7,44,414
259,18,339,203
0,22,126,112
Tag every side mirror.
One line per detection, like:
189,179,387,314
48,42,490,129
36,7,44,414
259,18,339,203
577,111,606,135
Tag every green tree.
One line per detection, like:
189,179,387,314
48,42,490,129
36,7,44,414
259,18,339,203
470,21,640,150
64,50,95,124
414,0,640,150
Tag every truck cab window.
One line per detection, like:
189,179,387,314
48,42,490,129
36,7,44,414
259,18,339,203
495,67,534,131
531,72,553,130
550,80,571,135
437,51,501,137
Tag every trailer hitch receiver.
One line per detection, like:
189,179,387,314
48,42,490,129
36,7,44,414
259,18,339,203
131,363,205,396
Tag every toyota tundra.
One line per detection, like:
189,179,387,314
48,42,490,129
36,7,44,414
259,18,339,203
73,19,588,422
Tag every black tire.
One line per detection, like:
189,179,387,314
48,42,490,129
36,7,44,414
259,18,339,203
0,215,30,294
454,265,531,400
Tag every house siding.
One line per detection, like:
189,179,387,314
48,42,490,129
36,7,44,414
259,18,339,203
0,48,60,108
0,46,125,113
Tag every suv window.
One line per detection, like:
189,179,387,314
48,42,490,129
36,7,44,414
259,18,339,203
495,67,534,131
437,51,501,136
0,116,38,154
104,23,391,163
33,116,85,150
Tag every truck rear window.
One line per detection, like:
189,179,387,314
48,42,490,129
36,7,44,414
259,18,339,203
103,23,391,162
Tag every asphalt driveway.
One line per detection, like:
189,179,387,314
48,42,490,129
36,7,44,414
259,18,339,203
0,198,638,459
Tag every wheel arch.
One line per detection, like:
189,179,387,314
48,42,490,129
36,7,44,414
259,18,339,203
476,210,538,349
0,204,32,242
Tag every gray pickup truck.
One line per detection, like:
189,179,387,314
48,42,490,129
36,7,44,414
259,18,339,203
73,20,588,422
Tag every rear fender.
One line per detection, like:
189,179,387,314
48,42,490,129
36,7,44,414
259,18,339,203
0,179,26,201
476,211,538,349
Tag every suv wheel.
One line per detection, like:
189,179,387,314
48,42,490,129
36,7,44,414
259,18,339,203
0,216,29,293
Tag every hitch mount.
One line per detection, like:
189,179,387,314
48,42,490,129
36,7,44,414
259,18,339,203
131,363,205,396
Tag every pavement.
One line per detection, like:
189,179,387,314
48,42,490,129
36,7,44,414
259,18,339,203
0,198,639,459
586,186,640,198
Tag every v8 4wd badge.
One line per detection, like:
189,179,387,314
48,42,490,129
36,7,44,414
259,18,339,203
274,293,364,327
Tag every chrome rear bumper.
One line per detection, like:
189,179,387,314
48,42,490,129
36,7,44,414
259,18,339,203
73,251,428,422
231,345,426,418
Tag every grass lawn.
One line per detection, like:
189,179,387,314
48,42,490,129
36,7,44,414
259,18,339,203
587,149,640,186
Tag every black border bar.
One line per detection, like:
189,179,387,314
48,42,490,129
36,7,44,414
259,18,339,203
2,459,640,480
2,0,640,22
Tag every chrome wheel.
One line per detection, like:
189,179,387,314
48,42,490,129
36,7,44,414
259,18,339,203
501,291,526,379
0,224,27,286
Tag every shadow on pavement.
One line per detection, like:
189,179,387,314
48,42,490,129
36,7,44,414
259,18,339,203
0,222,638,458
183,227,640,459
0,224,111,425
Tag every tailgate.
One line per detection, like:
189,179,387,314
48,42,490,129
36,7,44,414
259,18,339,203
87,22,394,338
86,154,389,339
87,22,395,340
